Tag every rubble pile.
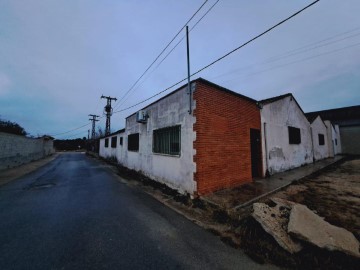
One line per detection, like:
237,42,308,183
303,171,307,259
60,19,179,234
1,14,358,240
251,198,360,258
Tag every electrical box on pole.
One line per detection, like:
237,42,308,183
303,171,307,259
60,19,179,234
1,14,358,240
101,95,117,136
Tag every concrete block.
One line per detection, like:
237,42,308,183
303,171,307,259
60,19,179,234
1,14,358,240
252,203,302,254
288,204,360,258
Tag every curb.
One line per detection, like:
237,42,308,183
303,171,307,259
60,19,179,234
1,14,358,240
232,156,346,211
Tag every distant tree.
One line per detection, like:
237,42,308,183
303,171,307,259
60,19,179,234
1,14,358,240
0,118,27,136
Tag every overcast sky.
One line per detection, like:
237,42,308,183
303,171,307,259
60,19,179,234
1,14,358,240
0,0,359,139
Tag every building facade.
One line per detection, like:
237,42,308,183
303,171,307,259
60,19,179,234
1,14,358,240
99,78,262,195
306,105,358,154
309,115,330,161
324,120,342,157
259,94,313,175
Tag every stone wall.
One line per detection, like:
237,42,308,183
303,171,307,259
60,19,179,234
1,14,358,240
0,132,54,171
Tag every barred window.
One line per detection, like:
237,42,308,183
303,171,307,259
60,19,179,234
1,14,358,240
105,138,109,148
318,134,325,145
288,126,301,144
111,136,117,148
128,133,139,152
153,125,181,155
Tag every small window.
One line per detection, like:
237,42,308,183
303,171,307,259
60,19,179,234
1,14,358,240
153,125,181,155
288,126,301,144
128,133,139,152
111,136,117,148
105,138,109,148
119,137,123,146
318,134,325,146
335,139,338,145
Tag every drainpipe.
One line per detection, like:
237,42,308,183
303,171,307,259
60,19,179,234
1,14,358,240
186,25,192,114
263,122,270,177
310,126,315,163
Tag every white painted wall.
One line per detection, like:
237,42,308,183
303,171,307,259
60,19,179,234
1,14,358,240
99,133,124,161
261,95,313,175
121,85,197,194
334,125,342,155
310,116,329,161
324,121,342,157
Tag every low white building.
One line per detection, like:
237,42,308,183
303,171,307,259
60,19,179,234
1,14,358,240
99,78,262,195
308,115,329,161
306,106,356,154
259,94,313,175
99,129,125,161
121,84,197,194
324,120,342,157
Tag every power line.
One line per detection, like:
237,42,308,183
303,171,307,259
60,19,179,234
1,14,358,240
221,41,360,83
189,0,320,78
114,0,221,111
112,0,319,115
212,28,360,80
52,0,319,136
113,0,210,110
51,123,90,137
266,26,360,61
58,129,88,140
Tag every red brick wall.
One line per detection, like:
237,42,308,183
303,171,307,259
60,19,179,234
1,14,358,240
193,81,261,195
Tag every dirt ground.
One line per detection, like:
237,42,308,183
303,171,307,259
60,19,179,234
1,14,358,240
239,158,360,269
274,158,360,241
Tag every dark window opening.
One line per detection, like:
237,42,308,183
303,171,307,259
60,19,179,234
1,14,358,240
105,138,109,148
119,137,123,146
111,136,117,148
318,134,325,146
153,125,181,155
128,133,139,152
288,126,301,144
335,139,338,145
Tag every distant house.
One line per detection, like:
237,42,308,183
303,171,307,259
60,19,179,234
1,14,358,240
99,78,262,195
259,94,313,175
307,115,329,161
323,120,341,157
305,105,359,154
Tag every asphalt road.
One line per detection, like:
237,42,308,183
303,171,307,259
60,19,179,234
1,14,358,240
0,153,277,270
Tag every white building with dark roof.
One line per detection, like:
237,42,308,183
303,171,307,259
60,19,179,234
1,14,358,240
259,93,313,175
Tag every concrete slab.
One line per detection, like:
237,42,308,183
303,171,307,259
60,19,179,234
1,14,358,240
252,203,302,254
288,204,360,258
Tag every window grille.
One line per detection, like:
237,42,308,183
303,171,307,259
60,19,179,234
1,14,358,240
153,125,181,155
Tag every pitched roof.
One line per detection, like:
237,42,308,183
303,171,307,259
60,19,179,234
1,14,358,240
305,105,360,122
306,114,318,123
258,93,292,105
126,77,257,119
258,93,306,115
101,128,125,139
